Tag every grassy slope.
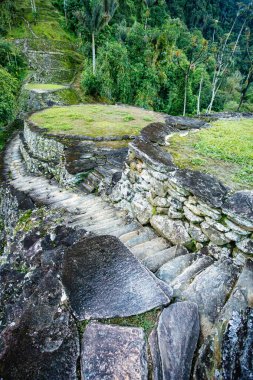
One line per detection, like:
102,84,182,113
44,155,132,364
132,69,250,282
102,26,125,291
166,119,253,189
7,0,76,42
29,104,165,138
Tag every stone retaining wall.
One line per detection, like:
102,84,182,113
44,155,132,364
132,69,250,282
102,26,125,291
109,119,253,263
21,121,128,191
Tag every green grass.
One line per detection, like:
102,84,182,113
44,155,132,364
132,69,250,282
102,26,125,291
29,104,165,138
166,119,253,189
7,0,76,42
24,83,67,91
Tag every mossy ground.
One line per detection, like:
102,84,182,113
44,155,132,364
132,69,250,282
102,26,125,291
25,83,67,91
29,104,165,138
166,119,253,189
77,308,160,337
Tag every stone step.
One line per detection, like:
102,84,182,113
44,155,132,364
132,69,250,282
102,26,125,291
109,223,142,238
181,258,239,337
69,209,117,224
71,216,121,229
143,245,189,273
121,228,157,248
170,255,214,297
131,238,170,261
156,253,197,284
84,220,126,234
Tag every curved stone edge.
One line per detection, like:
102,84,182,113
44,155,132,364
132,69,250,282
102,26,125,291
109,118,253,260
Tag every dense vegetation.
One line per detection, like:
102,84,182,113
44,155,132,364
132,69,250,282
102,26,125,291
0,0,253,131
52,0,253,115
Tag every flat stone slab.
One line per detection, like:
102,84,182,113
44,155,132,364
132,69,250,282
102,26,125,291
130,138,175,173
166,115,208,130
171,169,228,208
62,235,170,320
81,322,148,380
150,302,200,380
222,191,253,231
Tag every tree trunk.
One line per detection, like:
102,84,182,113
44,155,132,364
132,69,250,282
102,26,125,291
237,70,253,111
92,32,96,75
183,72,189,116
197,75,204,115
206,19,246,114
30,0,37,13
64,0,67,23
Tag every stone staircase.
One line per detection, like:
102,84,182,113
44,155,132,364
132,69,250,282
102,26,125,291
5,132,249,343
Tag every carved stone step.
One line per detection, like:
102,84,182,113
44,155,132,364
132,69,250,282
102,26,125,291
143,245,188,272
156,253,197,284
131,238,170,261
171,256,214,297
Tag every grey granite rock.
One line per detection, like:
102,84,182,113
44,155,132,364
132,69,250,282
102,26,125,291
0,273,79,380
171,255,214,297
183,206,203,223
194,260,253,380
81,322,148,380
151,215,191,245
156,253,196,284
130,138,176,173
236,238,253,255
166,115,208,130
132,193,153,224
171,169,228,208
182,259,239,337
62,235,170,320
222,191,253,231
143,245,188,272
150,302,200,380
189,224,209,243
201,221,230,246
141,122,178,144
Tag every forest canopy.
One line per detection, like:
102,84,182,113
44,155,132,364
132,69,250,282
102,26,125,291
0,0,253,119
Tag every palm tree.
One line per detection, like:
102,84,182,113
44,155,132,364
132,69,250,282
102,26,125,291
78,0,118,75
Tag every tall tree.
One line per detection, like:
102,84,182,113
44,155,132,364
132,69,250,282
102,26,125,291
175,32,208,116
30,0,36,13
206,5,247,113
237,2,253,110
143,0,156,29
77,0,118,75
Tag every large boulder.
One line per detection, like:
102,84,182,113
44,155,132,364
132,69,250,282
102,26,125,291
130,138,175,173
62,235,170,320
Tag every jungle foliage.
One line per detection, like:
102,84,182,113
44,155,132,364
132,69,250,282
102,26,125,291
52,0,253,115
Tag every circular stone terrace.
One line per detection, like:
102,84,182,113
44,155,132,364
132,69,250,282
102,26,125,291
29,104,166,141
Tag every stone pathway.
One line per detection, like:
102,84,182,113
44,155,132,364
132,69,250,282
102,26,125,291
3,131,253,379
5,133,246,332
